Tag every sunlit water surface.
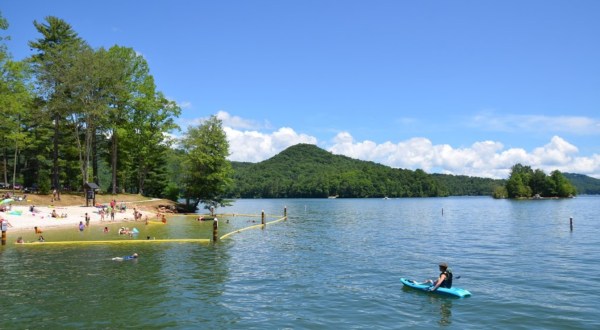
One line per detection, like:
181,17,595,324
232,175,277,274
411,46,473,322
1,196,599,329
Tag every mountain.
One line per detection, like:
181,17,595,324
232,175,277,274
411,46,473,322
228,144,504,198
564,173,600,195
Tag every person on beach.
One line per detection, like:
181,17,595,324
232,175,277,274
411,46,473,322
85,213,90,227
426,262,453,291
112,253,138,261
51,209,58,218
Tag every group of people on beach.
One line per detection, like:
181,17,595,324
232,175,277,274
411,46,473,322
51,209,68,218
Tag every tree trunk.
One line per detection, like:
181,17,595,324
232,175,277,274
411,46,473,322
92,129,99,185
3,145,7,186
12,144,18,194
111,128,118,194
52,112,60,190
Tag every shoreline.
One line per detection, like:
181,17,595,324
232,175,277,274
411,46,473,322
1,203,156,234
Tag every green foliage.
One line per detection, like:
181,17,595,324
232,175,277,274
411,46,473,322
563,173,600,195
38,169,51,194
432,174,503,196
180,116,233,211
229,144,453,198
4,16,182,198
162,182,181,202
505,163,576,198
492,185,508,199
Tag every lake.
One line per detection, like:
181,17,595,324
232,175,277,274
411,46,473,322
1,196,599,329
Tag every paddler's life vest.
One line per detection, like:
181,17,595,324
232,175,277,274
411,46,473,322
439,269,453,288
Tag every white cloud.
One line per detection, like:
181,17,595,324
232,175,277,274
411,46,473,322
178,101,192,109
470,111,600,135
225,126,317,163
216,111,270,130
325,133,600,179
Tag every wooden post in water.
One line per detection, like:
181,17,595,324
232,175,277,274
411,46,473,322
284,206,287,219
261,210,265,226
1,219,7,245
570,217,573,231
212,217,218,242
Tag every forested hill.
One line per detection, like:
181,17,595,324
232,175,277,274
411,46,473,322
564,173,600,194
227,144,503,198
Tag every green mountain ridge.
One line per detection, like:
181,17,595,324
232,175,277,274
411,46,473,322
563,173,600,195
227,144,599,198
227,144,503,198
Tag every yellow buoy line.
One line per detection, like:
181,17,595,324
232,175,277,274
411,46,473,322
181,213,282,219
220,216,287,240
266,216,287,225
220,223,264,240
16,238,211,246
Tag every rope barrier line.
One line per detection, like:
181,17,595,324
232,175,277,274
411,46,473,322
15,238,211,246
174,213,281,218
266,216,287,225
220,224,264,240
217,213,281,218
220,216,287,240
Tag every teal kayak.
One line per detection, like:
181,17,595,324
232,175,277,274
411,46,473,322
400,278,471,298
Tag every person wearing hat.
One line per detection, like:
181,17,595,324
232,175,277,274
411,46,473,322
427,262,453,291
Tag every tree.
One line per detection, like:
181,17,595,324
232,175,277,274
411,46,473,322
0,60,33,191
180,116,233,212
548,170,576,197
530,169,549,196
505,163,576,198
506,163,533,198
29,16,86,192
103,46,148,194
0,14,34,191
61,47,114,188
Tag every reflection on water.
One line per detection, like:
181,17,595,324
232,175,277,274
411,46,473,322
1,197,600,329
437,297,453,326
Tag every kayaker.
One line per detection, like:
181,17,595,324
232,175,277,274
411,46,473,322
427,262,453,291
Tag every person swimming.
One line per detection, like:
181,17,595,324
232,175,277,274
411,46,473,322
112,253,138,261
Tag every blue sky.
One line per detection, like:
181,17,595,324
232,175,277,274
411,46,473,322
3,1,600,178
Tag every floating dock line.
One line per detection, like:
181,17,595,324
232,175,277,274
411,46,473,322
220,216,287,240
181,213,281,218
16,238,210,246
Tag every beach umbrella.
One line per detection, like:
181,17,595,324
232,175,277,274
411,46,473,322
0,198,14,205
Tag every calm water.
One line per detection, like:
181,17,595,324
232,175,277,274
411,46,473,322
1,196,599,329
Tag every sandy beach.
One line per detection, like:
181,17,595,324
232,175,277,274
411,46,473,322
1,201,156,233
